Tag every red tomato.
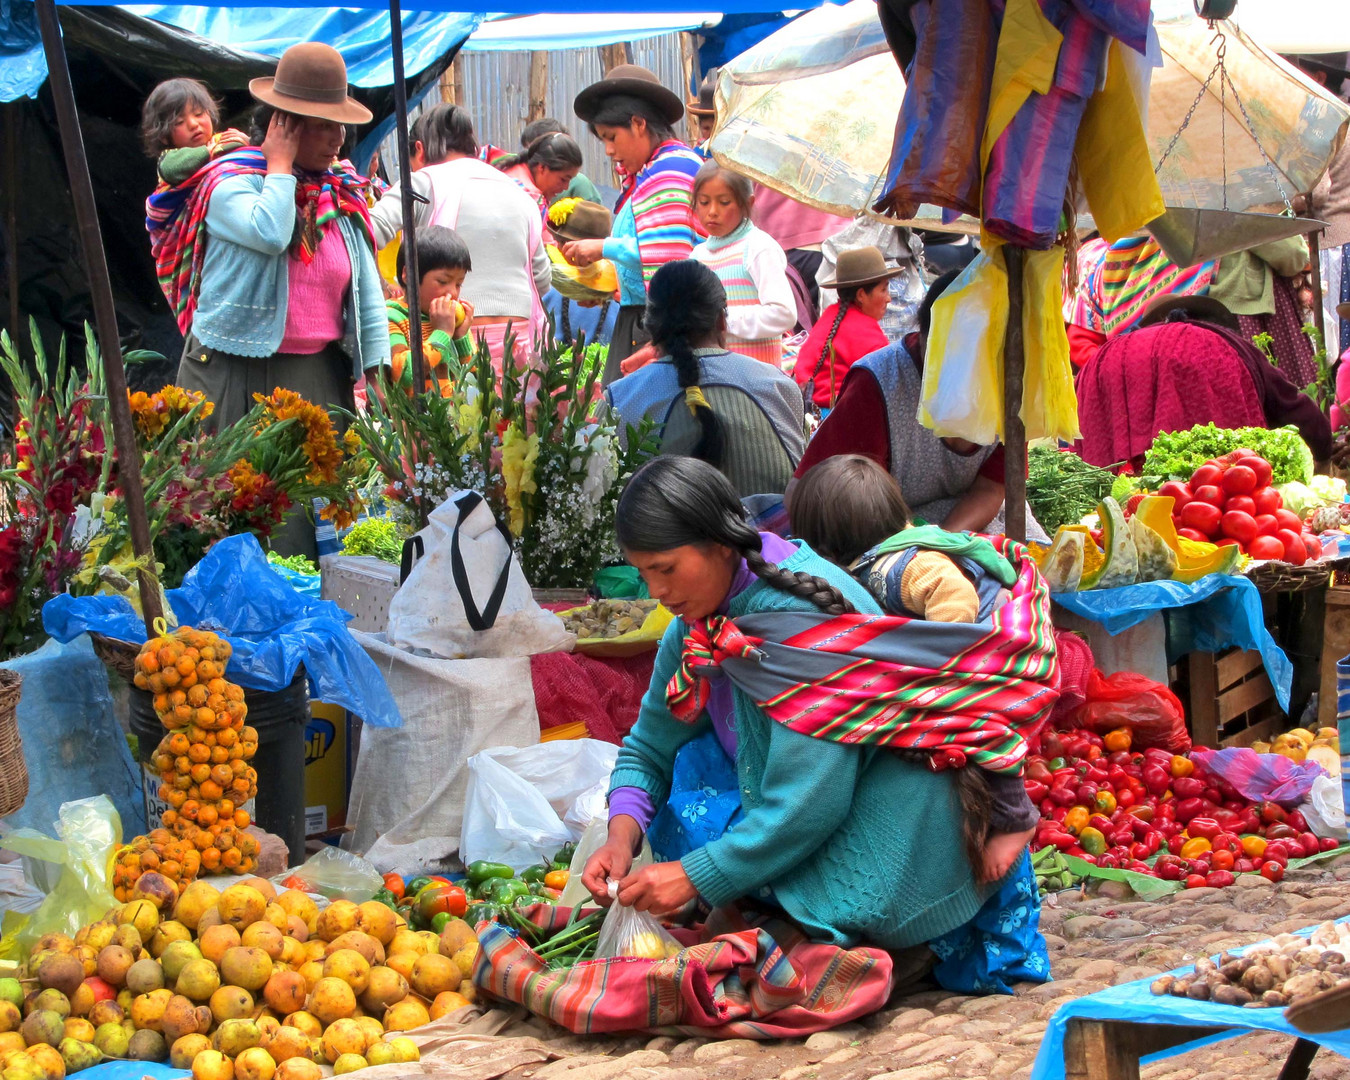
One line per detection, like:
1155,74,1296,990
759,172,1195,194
1224,495,1256,516
1275,509,1304,533
1191,464,1223,489
1158,481,1192,510
1254,513,1279,536
1210,848,1235,871
1220,511,1258,546
1249,535,1286,560
1192,484,1225,508
1221,465,1257,495
1184,874,1209,889
1305,535,1323,561
1243,456,1274,487
1277,529,1308,565
1260,860,1285,882
1251,487,1281,515
1177,527,1209,543
1180,501,1222,537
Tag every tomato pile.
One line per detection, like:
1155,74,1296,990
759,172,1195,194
1161,451,1322,564
1028,726,1337,890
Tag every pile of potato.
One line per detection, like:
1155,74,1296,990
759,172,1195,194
559,600,657,640
1151,921,1350,1007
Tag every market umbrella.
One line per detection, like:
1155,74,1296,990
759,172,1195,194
709,5,1350,236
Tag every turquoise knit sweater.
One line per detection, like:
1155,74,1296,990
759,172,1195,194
609,542,992,949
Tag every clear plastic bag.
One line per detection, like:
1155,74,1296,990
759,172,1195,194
0,795,121,960
272,845,383,902
594,881,682,960
556,818,653,909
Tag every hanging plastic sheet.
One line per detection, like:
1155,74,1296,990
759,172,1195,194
42,534,401,727
0,0,44,101
1052,573,1292,711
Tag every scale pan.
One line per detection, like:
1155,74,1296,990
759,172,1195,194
1147,206,1325,266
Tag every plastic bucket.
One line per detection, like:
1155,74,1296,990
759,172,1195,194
130,674,309,867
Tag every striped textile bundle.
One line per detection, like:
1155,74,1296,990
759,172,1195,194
1092,236,1215,336
666,537,1058,776
473,904,894,1036
616,140,704,285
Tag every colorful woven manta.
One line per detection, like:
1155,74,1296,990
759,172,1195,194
145,147,374,335
666,537,1058,775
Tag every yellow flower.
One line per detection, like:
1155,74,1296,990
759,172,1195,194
500,425,540,536
456,397,483,450
547,198,581,228
343,428,362,454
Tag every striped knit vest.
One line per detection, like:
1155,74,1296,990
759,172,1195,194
697,221,783,366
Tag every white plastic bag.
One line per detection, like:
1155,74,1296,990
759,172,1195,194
386,490,572,659
594,881,682,960
460,740,619,871
1305,773,1348,842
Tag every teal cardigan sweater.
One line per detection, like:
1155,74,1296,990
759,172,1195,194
194,173,390,376
609,542,992,949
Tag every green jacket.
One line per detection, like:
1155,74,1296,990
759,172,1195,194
609,541,991,948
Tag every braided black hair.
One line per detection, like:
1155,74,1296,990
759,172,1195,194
494,131,584,174
617,457,855,616
644,260,727,468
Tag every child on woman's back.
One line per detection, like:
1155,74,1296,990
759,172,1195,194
789,453,1036,881
140,78,247,186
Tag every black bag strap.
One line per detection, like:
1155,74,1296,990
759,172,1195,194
448,492,515,632
399,535,424,585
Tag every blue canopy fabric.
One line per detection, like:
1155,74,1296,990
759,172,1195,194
464,11,716,51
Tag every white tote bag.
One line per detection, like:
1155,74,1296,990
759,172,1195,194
385,490,572,659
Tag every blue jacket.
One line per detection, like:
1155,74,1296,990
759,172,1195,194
193,173,390,374
609,542,992,948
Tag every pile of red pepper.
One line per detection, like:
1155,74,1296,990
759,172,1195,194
1028,727,1336,889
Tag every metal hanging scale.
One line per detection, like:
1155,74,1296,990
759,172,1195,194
1147,0,1325,265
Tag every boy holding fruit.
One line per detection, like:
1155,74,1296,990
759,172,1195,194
386,226,476,396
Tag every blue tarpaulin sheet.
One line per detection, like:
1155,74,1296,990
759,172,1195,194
1031,917,1350,1080
0,0,43,100
41,534,401,727
1052,573,1292,711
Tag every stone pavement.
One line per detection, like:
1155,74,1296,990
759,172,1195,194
493,855,1350,1080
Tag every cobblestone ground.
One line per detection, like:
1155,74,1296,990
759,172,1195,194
495,855,1350,1080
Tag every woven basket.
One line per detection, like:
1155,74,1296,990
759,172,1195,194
1244,556,1350,594
0,669,28,818
90,633,140,683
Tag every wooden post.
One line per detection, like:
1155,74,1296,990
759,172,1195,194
527,52,548,124
598,44,630,73
680,32,698,143
439,61,457,105
34,0,162,631
1309,225,1326,343
1001,244,1027,543
388,0,425,395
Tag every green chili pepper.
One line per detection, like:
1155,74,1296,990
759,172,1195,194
484,877,532,903
431,912,453,934
406,876,433,894
521,866,547,884
464,902,504,925
551,842,577,870
466,861,516,886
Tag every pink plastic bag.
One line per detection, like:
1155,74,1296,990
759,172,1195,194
1069,669,1190,754
1190,747,1326,807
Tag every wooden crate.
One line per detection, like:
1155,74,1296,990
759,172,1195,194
1319,584,1350,729
1183,648,1281,748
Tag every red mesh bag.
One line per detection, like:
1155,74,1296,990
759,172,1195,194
530,652,654,745
1069,668,1191,754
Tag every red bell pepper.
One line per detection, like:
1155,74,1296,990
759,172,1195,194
1260,801,1287,824
1143,764,1171,797
1287,810,1308,834
1024,780,1049,803
1297,832,1321,858
1049,785,1078,807
1205,870,1236,888
1167,835,1186,855
1170,776,1206,800
1173,798,1207,824
1321,837,1340,852
1187,817,1222,840
1116,788,1137,809
1210,831,1241,854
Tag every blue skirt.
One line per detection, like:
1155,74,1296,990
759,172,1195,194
650,730,1051,995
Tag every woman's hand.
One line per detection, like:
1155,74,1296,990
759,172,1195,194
561,239,606,267
582,839,635,903
262,112,301,175
615,861,697,915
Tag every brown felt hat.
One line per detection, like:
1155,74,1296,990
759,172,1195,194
818,246,905,290
549,200,613,243
574,64,685,126
688,69,719,118
1138,293,1239,333
250,43,372,126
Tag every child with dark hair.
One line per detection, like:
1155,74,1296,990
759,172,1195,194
386,225,476,395
788,453,1037,882
141,78,247,186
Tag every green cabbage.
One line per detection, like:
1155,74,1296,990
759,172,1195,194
1276,481,1316,518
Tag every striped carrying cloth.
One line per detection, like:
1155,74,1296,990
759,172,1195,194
473,904,895,1036
1070,236,1215,337
667,537,1058,776
145,148,374,335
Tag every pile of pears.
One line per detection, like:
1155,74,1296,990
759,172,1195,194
2,873,483,1079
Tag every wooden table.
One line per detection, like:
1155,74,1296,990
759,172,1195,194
1062,1018,1321,1080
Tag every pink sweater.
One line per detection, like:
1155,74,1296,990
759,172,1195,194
279,225,352,355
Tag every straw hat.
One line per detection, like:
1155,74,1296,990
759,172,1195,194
250,43,372,126
574,64,685,126
549,200,613,243
1138,293,1239,333
818,246,905,289
688,69,719,118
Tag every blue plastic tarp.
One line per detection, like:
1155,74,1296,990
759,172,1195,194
1052,573,1292,711
463,11,715,51
0,0,44,100
42,534,401,728
1031,917,1350,1080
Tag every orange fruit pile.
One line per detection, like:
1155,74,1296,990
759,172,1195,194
134,626,261,876
111,828,201,902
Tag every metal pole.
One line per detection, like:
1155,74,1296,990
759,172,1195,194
34,0,162,630
389,0,425,394
1309,226,1326,343
1002,245,1027,543
4,103,18,345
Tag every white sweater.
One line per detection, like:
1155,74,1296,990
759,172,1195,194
692,225,797,344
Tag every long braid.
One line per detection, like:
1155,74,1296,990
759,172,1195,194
743,546,854,616
891,747,994,880
669,332,725,467
809,291,852,406
561,298,573,348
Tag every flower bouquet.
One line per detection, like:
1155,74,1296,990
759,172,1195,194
349,331,655,589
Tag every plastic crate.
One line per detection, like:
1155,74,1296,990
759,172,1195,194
319,555,400,634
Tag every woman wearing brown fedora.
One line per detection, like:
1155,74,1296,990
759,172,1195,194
687,68,718,150
167,43,388,555
563,65,704,384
